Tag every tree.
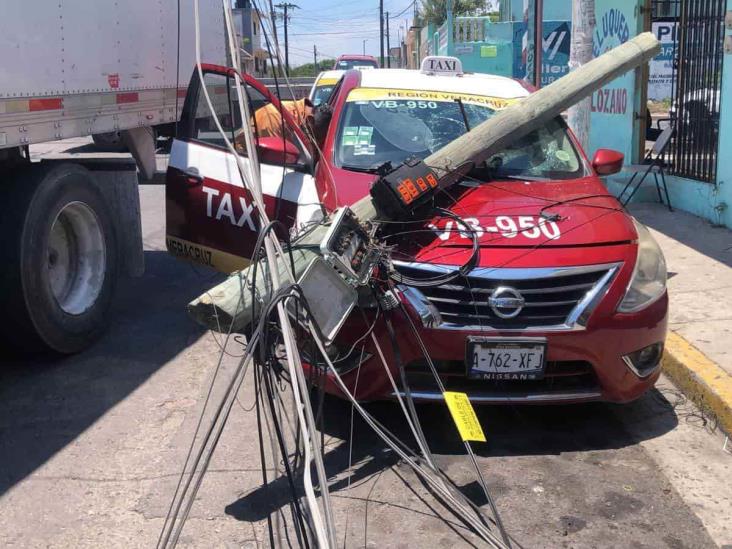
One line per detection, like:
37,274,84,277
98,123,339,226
419,0,486,27
289,59,336,77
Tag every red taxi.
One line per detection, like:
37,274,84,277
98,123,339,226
333,54,380,71
166,59,668,404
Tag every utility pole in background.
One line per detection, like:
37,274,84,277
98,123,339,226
379,0,384,66
269,3,282,76
275,2,299,75
313,44,318,69
567,0,595,151
386,12,390,68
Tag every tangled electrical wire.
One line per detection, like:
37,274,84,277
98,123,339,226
157,2,656,548
156,2,522,547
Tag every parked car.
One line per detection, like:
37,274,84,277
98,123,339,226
668,87,720,122
333,54,379,71
309,70,344,107
167,58,668,405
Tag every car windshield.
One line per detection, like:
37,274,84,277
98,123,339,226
334,88,586,180
336,59,378,70
312,84,336,106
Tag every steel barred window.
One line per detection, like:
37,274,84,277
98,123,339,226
666,0,726,182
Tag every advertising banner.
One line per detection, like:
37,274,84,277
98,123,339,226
512,20,572,87
648,20,677,101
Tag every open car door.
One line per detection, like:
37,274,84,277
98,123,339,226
166,65,322,273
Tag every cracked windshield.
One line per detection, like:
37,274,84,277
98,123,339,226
336,90,583,179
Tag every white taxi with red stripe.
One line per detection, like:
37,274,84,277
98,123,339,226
309,70,345,107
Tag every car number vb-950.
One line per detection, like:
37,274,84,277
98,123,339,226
467,338,546,380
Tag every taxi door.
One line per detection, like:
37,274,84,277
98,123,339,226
165,67,321,273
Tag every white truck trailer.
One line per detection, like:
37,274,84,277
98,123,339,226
0,0,228,353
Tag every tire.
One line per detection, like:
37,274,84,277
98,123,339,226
92,131,127,152
0,163,118,354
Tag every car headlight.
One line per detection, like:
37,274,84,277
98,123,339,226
618,220,667,313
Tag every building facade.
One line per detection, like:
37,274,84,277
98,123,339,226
232,0,269,77
415,0,731,229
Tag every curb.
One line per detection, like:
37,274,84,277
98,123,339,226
662,331,732,436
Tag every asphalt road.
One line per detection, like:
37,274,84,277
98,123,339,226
1,148,731,548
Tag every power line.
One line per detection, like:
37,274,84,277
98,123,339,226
290,29,379,36
390,0,416,18
290,8,383,22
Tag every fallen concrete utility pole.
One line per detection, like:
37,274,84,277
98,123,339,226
188,32,660,333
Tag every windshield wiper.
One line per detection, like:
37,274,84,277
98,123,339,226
340,164,380,173
454,98,471,132
496,174,548,182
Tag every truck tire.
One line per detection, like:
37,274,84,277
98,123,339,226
0,163,118,354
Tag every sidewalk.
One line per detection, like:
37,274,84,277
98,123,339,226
628,202,732,434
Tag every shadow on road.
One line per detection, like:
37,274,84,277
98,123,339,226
0,251,223,496
225,388,679,522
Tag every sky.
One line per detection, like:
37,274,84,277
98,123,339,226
255,0,421,66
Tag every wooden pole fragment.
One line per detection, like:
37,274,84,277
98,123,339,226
187,32,660,333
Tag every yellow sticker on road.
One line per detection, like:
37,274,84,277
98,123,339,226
346,87,522,110
443,391,486,442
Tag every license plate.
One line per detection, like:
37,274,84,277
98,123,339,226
467,338,546,380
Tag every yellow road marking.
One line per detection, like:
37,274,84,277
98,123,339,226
662,331,732,435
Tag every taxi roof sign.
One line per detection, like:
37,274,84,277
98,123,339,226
420,56,463,76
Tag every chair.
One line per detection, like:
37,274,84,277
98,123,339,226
618,122,674,211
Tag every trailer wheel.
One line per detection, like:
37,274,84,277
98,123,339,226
0,163,118,354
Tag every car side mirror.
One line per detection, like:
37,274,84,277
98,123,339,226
592,148,624,176
256,137,300,165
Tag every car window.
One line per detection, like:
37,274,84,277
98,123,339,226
186,72,244,150
336,59,378,70
244,83,310,161
334,88,585,180
327,78,344,107
312,84,336,106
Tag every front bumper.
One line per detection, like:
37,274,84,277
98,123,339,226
317,290,667,406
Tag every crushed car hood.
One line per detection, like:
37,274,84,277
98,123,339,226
386,177,638,267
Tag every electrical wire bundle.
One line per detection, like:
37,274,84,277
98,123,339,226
155,1,546,547
158,2,337,547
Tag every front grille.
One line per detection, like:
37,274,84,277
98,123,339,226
396,263,618,330
405,359,599,395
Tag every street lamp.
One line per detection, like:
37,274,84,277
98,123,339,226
362,38,369,55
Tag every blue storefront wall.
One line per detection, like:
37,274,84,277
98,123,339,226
601,0,732,229
588,2,643,162
436,19,571,85
710,0,732,228
451,21,515,75
429,0,732,229
501,0,570,22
